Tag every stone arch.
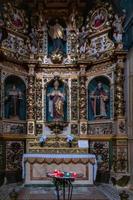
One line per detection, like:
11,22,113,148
88,76,111,121
4,75,26,120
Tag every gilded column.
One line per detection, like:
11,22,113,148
114,53,126,135
27,56,36,135
0,66,1,119
79,65,87,135
115,57,125,118
111,52,128,177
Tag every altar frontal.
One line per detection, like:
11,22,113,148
23,154,97,185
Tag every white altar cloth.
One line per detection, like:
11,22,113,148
22,154,97,185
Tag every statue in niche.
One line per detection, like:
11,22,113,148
47,79,65,121
5,84,25,120
47,19,66,54
29,27,38,54
78,26,89,54
112,14,125,44
90,82,109,119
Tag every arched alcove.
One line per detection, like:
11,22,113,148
46,77,68,122
88,76,110,121
4,75,26,120
47,18,67,55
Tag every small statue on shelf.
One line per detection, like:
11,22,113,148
68,7,78,32
77,26,89,55
29,27,38,54
112,12,126,48
47,19,66,54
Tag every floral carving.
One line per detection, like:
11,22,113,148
71,79,78,120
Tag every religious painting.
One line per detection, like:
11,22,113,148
10,10,24,29
4,75,26,120
47,19,66,55
4,3,25,31
88,76,110,121
46,77,67,122
91,8,107,29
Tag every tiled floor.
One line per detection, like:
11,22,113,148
18,186,109,200
1,183,133,200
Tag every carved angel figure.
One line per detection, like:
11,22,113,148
113,14,125,43
77,26,88,54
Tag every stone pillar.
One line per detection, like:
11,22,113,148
27,57,36,135
79,65,87,135
126,47,133,189
0,66,1,119
112,52,128,177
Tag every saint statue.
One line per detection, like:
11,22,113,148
112,14,125,44
78,26,88,54
90,82,109,119
48,19,65,53
5,84,23,119
47,80,65,121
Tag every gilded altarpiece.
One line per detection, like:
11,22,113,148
0,0,128,184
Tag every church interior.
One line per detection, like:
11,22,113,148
0,0,133,199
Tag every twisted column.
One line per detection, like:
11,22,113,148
27,58,36,135
79,65,87,134
115,57,125,118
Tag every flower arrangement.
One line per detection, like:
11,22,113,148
39,135,47,147
66,134,74,147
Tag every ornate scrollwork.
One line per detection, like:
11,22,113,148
35,78,42,120
79,72,87,120
114,58,125,118
6,141,24,171
36,124,43,135
112,140,128,173
71,79,78,120
46,121,68,135
27,75,35,119
71,124,78,135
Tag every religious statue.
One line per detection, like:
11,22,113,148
92,9,105,28
68,7,77,32
47,19,65,53
47,79,65,121
5,84,24,119
29,27,38,54
112,14,125,44
78,26,88,54
90,82,109,119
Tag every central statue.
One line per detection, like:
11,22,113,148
47,79,65,121
48,19,66,54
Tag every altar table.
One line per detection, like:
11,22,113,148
22,154,97,185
